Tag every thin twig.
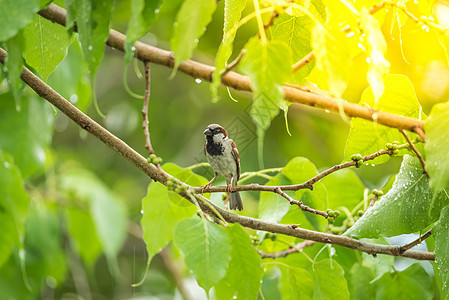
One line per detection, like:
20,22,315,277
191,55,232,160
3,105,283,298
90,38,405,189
400,129,428,177
258,240,316,259
413,126,426,143
366,195,379,211
196,148,394,194
38,4,426,135
221,49,246,78
291,51,315,73
142,61,154,155
0,41,434,262
400,230,432,253
275,187,328,218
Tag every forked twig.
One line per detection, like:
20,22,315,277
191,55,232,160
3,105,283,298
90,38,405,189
400,129,428,177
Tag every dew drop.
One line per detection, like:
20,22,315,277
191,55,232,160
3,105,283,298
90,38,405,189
325,109,330,113
195,78,202,84
233,296,237,299
194,39,199,43
141,210,144,214
372,113,378,121
70,94,78,104
46,276,57,289
154,8,160,14
366,57,372,64
88,45,93,51
19,249,25,260
346,32,355,38
3,161,9,168
131,46,136,51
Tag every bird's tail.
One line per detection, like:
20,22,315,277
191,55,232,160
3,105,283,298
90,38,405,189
229,177,243,211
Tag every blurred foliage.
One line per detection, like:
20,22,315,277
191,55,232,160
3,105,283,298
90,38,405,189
0,0,449,298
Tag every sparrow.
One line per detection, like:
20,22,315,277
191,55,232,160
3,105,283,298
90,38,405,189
202,124,243,211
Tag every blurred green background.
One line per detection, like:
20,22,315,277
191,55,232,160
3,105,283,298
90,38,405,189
13,0,447,298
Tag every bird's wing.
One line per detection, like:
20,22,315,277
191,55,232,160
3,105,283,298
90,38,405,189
229,139,240,181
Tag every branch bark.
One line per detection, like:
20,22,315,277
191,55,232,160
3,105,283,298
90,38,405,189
142,61,154,155
38,4,425,135
0,46,434,262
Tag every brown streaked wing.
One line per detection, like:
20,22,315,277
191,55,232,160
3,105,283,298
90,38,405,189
230,139,240,180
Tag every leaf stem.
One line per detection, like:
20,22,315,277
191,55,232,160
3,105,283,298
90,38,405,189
253,0,267,44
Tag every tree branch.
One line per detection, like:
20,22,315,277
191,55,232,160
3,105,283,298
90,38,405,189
195,148,393,194
400,129,428,177
258,240,316,259
142,61,154,155
275,187,328,218
38,4,425,135
0,46,434,261
291,51,315,73
399,230,432,253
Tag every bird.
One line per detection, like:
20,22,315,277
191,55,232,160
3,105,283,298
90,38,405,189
202,124,243,211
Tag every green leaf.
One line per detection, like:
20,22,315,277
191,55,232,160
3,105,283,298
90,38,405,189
4,32,25,109
0,212,16,270
0,93,54,178
350,263,376,300
434,205,449,298
174,218,231,292
359,239,394,278
314,259,349,299
215,224,263,300
346,155,449,238
162,163,208,207
170,0,217,71
90,186,127,269
375,264,433,300
321,169,365,210
271,12,314,85
210,0,246,100
344,74,422,165
258,173,291,224
65,207,102,265
0,152,29,268
23,205,67,289
279,265,314,300
360,8,390,102
312,15,351,97
240,38,291,132
141,182,195,264
60,169,127,271
124,0,163,64
425,100,449,193
283,157,328,231
71,0,113,78
0,0,39,41
47,37,91,111
23,15,71,81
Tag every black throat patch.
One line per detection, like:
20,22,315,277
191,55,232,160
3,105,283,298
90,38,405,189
205,136,224,156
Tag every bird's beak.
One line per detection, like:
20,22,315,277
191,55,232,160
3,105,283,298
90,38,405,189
203,128,212,136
